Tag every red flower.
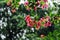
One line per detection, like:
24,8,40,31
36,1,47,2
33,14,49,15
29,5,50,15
24,1,29,6
36,21,41,29
11,9,16,13
36,0,40,5
34,5,37,11
40,17,45,22
27,20,35,27
25,15,34,27
43,0,48,2
44,21,51,27
41,3,48,9
25,15,31,22
47,21,51,26
46,16,50,21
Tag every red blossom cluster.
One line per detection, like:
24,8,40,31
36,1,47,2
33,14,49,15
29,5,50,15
35,0,48,10
25,15,51,30
43,0,48,2
25,15,35,27
41,3,48,9
24,0,48,10
24,1,29,6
